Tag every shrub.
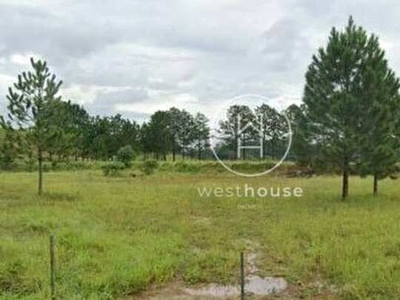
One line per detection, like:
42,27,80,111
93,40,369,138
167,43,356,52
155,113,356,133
102,161,125,176
140,160,159,175
174,161,201,173
116,145,135,167
0,152,17,171
24,157,36,172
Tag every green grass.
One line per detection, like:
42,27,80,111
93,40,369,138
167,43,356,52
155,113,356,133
1,170,400,299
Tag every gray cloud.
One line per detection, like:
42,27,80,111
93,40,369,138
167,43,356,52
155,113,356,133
0,0,400,121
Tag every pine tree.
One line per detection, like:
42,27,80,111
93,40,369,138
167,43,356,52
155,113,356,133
285,104,317,167
1,58,62,195
356,35,400,195
303,17,372,199
255,104,288,160
192,113,210,160
218,105,255,160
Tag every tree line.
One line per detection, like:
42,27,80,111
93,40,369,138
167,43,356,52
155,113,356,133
0,59,215,194
215,104,290,160
1,17,400,200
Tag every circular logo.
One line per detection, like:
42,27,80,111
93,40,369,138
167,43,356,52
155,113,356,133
210,94,292,177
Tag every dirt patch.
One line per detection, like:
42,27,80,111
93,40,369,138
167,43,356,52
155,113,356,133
183,275,287,297
133,252,289,299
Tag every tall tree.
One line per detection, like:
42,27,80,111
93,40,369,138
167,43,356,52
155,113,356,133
47,100,89,161
140,122,152,159
1,58,62,195
303,17,377,199
255,104,289,160
192,113,210,160
218,105,254,160
356,36,400,196
147,111,172,160
284,103,327,169
167,108,194,161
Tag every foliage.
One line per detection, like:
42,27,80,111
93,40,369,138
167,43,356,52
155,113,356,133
218,105,254,160
216,104,289,161
140,159,159,175
0,58,63,195
355,33,400,195
140,108,211,161
192,113,210,160
0,130,19,170
174,161,201,173
303,17,400,198
116,145,135,167
46,100,90,161
102,161,125,176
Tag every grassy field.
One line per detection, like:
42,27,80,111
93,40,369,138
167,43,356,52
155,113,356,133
1,169,400,299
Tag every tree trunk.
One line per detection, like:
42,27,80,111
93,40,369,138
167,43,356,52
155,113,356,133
373,173,378,196
271,140,275,160
234,134,238,160
172,150,176,162
243,134,246,160
262,133,266,159
198,142,201,160
342,160,349,200
38,149,43,196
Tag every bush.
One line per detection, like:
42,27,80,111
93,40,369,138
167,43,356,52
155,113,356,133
24,157,36,172
140,160,159,175
174,161,201,173
50,160,102,171
102,161,125,176
116,145,135,167
0,151,16,171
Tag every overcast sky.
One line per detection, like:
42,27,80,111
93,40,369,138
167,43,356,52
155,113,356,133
1,0,400,122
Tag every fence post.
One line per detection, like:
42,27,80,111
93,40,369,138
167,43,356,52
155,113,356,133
50,234,56,300
240,252,245,300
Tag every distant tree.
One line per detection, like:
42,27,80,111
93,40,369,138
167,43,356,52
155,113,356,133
218,105,254,160
88,116,110,160
0,58,62,195
0,130,20,170
167,108,194,161
285,104,318,167
255,104,289,160
47,100,89,161
140,122,152,159
105,114,139,158
303,17,383,199
192,113,210,160
147,111,172,160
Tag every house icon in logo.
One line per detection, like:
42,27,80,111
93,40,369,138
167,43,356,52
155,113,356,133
236,114,264,159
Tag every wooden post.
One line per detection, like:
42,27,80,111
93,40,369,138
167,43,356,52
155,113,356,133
240,252,245,300
50,234,56,300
